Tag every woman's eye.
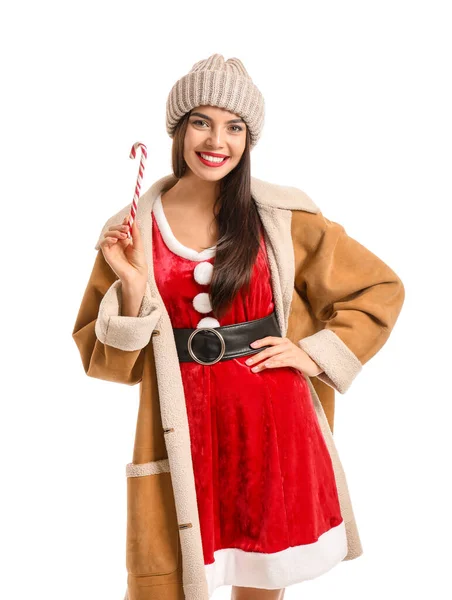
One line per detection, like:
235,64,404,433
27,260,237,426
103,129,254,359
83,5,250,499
192,120,243,132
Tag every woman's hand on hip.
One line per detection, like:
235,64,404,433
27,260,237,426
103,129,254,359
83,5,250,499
245,336,323,377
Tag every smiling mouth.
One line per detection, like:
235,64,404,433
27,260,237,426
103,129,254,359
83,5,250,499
196,152,230,166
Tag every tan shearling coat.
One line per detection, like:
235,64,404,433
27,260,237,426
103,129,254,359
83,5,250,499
72,173,405,600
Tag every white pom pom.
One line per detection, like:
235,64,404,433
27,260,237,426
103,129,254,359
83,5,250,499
196,317,220,328
192,292,212,314
193,261,213,285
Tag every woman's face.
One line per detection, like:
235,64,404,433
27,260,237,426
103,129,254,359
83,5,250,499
183,105,247,181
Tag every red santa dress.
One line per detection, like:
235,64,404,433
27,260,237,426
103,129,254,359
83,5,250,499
151,193,348,597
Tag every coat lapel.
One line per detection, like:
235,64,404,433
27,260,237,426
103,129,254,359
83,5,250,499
251,176,319,336
253,176,320,337
253,202,293,337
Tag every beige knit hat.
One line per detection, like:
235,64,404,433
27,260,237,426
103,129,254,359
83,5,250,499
166,53,265,148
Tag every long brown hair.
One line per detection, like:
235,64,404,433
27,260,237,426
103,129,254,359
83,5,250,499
168,111,262,320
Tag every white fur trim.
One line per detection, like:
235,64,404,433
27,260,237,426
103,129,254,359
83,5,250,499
194,261,213,285
152,193,217,261
196,317,220,328
298,329,362,394
193,292,212,314
205,520,348,596
125,459,170,477
94,279,162,351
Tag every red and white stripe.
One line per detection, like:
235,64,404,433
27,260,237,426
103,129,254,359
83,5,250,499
126,141,147,239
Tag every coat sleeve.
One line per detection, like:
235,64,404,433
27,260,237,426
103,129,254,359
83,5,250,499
72,248,162,385
293,210,405,394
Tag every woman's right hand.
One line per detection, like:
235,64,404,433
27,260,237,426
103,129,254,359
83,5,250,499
100,215,149,285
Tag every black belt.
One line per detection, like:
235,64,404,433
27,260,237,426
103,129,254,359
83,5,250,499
173,310,281,365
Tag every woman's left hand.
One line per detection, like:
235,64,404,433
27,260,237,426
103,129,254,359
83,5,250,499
245,336,323,377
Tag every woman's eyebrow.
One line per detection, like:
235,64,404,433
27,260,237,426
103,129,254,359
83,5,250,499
190,111,245,124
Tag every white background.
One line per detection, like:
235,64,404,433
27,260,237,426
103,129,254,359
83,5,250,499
1,1,450,599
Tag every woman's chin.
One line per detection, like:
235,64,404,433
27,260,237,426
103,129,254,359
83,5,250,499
189,164,231,181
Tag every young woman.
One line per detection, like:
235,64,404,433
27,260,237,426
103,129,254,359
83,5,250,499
73,54,405,600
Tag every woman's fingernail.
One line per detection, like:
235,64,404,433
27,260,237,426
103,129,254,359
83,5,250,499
250,341,257,347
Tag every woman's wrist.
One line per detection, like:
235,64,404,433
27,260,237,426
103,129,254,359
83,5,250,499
121,279,147,317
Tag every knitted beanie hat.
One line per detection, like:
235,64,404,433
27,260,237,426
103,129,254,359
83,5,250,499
166,53,265,149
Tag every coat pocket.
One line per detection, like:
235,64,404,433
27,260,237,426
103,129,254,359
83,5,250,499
126,458,180,576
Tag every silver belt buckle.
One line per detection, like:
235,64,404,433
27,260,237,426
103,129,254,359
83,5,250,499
187,327,226,365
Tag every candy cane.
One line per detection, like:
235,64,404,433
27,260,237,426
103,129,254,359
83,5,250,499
126,141,148,239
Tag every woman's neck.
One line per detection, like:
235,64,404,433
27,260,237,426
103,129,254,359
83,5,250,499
164,175,220,210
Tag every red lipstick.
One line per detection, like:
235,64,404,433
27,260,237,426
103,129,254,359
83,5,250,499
196,151,230,168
